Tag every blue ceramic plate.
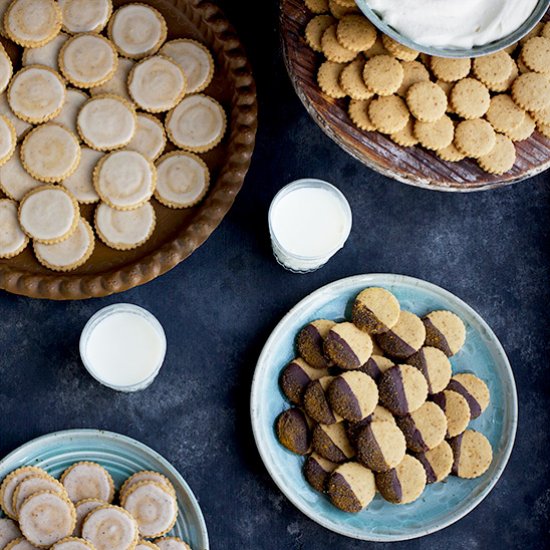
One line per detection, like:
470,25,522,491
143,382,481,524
0,429,209,550
251,274,517,541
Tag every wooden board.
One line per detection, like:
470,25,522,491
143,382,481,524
280,0,550,191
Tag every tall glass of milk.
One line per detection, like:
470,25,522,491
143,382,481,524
80,304,167,392
268,179,352,272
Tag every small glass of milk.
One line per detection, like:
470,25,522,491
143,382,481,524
80,304,167,392
268,179,352,272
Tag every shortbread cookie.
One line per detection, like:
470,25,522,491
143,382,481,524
390,120,418,147
0,518,21,548
472,51,514,91
533,105,550,126
58,0,112,33
303,453,337,492
328,0,358,18
364,35,388,57
378,364,428,416
448,373,490,419
153,538,190,550
19,185,79,244
95,201,156,250
352,287,400,334
22,32,68,71
348,98,375,131
327,371,378,422
166,94,226,152
91,57,134,101
280,358,328,405
0,93,31,139
431,389,471,438
51,537,96,550
136,542,160,550
0,43,12,94
396,60,430,97
381,35,418,61
368,95,409,134
21,124,80,183
4,0,62,48
305,0,329,13
359,354,394,381
0,113,15,165
423,310,466,356
396,401,447,453
430,57,471,82
521,36,550,75
477,133,516,175
59,33,118,89
304,15,335,53
126,113,166,161
0,0,11,36
413,440,453,484
52,89,88,136
154,151,208,208
375,454,426,504
1,467,48,519
0,148,41,200
406,81,447,122
436,143,466,162
512,72,550,112
8,65,66,123
327,462,376,513
536,121,550,138
275,408,311,455
339,58,372,100
108,4,167,59
119,472,175,501
61,462,115,504
346,405,397,445
336,15,376,53
160,39,214,94
376,310,426,359
414,115,455,151
407,346,451,395
454,119,496,158
60,147,101,204
507,112,535,141
363,55,403,96
356,420,406,472
4,537,41,550
450,78,490,119
324,321,373,370
72,499,104,537
321,24,357,63
94,150,155,210
0,199,28,258
77,94,137,150
312,422,355,463
449,430,492,479
304,376,341,425
12,474,67,516
317,60,347,99
19,491,76,547
486,94,525,134
297,319,335,369
81,505,139,550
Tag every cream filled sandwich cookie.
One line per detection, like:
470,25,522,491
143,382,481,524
8,65,66,124
160,39,214,94
119,471,176,500
0,93,31,139
22,32,69,71
53,89,88,135
58,0,112,34
95,201,156,250
60,462,114,504
77,94,137,151
59,33,118,89
34,218,95,271
0,114,15,165
4,0,62,48
153,538,191,550
166,94,226,152
91,57,135,101
93,150,156,210
0,43,12,94
21,124,81,183
51,537,96,550
81,505,138,550
154,151,209,209
0,199,28,258
0,146,41,200
126,113,166,161
62,147,102,203
108,4,167,60
19,185,79,244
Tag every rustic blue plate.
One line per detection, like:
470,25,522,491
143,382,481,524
251,274,517,541
0,429,208,550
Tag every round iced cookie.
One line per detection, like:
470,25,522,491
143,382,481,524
423,310,466,357
73,499,104,537
126,113,166,162
449,430,492,479
407,346,452,394
275,408,311,455
378,364,428,416
34,218,94,271
160,39,214,94
12,474,67,516
166,94,226,153
0,93,32,139
94,150,155,210
297,319,335,369
447,373,490,419
375,454,427,504
303,453,337,492
327,462,376,513
0,466,47,519
19,185,79,244
431,389,471,438
356,420,406,472
376,310,426,359
359,354,394,381
52,89,88,136
4,0,62,48
0,114,15,165
312,422,355,463
95,201,156,250
121,481,177,538
0,518,21,548
22,32,68,71
61,147,102,204
153,538,190,550
108,4,167,59
280,357,328,405
352,287,400,334
303,376,341,425
81,505,139,550
51,538,96,550
154,151,209,209
119,472,175,501
59,33,118,89
18,491,76,547
61,462,114,503
58,0,112,33
324,321,373,370
0,43,12,94
327,371,378,422
413,440,453,484
77,94,137,151
136,542,160,550
4,538,41,550
396,401,447,453
91,57,135,101
8,65,66,124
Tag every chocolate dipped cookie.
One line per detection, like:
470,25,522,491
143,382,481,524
375,454,427,504
297,319,335,369
280,358,328,405
447,373,490,419
378,364,428,416
351,287,400,334
275,408,311,455
303,453,337,492
327,462,376,513
356,420,406,472
376,311,426,359
312,422,355,463
414,440,453,483
327,371,378,422
407,346,452,394
423,310,466,357
324,322,373,370
396,401,447,453
303,376,341,425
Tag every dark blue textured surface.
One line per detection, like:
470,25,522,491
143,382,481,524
1,2,549,548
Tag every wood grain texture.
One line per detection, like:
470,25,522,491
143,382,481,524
281,0,550,191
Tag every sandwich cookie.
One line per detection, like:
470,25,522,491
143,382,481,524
0,518,21,548
91,57,135,101
324,321,373,370
279,357,329,405
0,466,48,519
4,0,62,48
346,405,397,446
359,354,394,381
4,538,41,550
275,408,311,455
126,113,166,162
327,371,378,422
303,453,337,492
0,114,15,165
81,505,139,550
72,499,104,537
413,440,453,484
376,310,426,359
422,310,466,357
0,43,12,94
12,474,67,517
95,201,156,250
52,89,88,135
431,389,471,438
312,422,355,463
327,462,376,513
58,0,112,33
51,538,96,550
396,401,447,453
61,147,101,204
22,32,68,71
153,538,191,550
449,430,492,479
297,319,335,369
119,472,175,501
0,94,31,139
166,94,226,153
352,287,400,334
375,454,426,504
61,462,115,503
378,364,428,416
303,376,341,425
447,373,490,419
407,346,452,394
356,420,406,472
154,151,209,208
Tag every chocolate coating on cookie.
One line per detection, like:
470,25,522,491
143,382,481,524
280,358,329,405
423,310,466,357
327,462,376,513
356,420,406,472
414,440,453,484
297,319,335,369
303,376,341,425
396,401,447,453
275,408,311,455
359,354,394,381
378,364,428,416
346,405,396,444
327,371,378,422
324,322,373,370
376,311,426,359
303,453,337,493
312,423,355,463
449,430,492,479
431,389,470,438
407,346,451,394
375,454,427,504
447,373,490,419
352,287,400,334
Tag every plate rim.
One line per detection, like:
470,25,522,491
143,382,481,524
250,273,518,542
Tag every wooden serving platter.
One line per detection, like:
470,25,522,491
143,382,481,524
281,0,550,191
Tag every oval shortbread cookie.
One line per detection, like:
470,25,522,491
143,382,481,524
58,0,112,34
81,505,138,550
126,113,166,161
61,462,114,504
4,0,62,48
0,199,28,258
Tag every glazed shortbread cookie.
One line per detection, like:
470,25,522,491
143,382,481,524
108,4,167,59
0,199,28,258
1,467,48,519
4,0,62,48
0,93,31,139
376,310,426,359
378,364,428,416
324,321,373,370
312,422,355,463
19,185,79,244
154,151,209,208
297,319,335,369
275,408,311,455
91,57,135,101
0,518,21,548
51,537,96,550
327,462,376,513
95,201,156,250
4,538,41,550
280,358,328,405
120,472,175,500
166,94,226,152
53,89,88,135
0,114,15,165
81,505,139,550
58,0,112,33
126,113,166,161
136,542,160,550
62,147,102,203
72,499,104,537
128,55,186,113
375,454,426,504
61,462,114,503
0,146,41,200
327,371,378,422
423,310,466,356
356,420,406,472
0,43,12,94
414,440,453,484
352,287,400,334
12,474,67,517
153,538,191,550
303,453,337,492
22,32,68,71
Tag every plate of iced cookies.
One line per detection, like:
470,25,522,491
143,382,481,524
281,0,550,191
0,0,257,299
0,429,208,549
251,274,518,541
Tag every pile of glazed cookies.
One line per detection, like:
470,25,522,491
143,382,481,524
304,0,550,175
0,0,225,271
0,461,192,550
275,287,493,513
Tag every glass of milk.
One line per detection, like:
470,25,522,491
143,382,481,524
268,179,353,273
80,304,167,392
